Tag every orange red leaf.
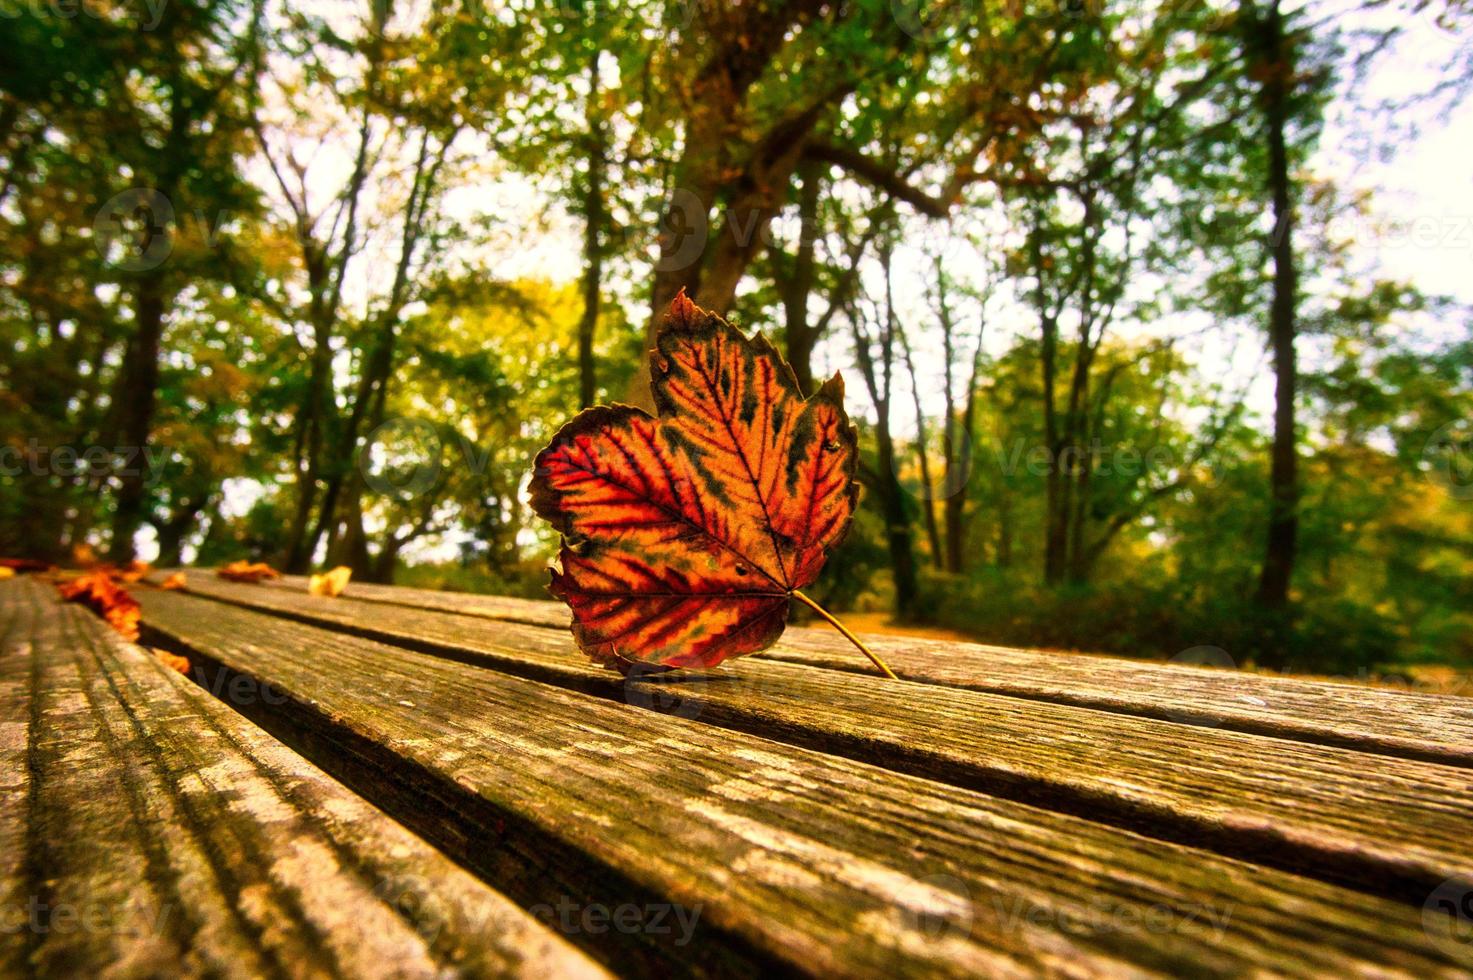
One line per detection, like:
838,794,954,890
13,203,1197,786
530,292,858,671
117,559,151,583
151,647,192,675
218,560,281,583
0,558,51,573
58,570,141,642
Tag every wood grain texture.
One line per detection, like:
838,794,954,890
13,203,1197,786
243,572,1473,767
150,573,1473,906
134,587,1472,978
0,579,609,980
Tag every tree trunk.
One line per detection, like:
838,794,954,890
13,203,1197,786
153,497,208,568
781,159,821,395
109,273,167,562
629,0,843,410
850,242,920,619
1254,0,1300,621
899,330,943,567
874,427,920,619
578,43,606,409
946,313,985,574
1029,210,1070,586
283,327,332,572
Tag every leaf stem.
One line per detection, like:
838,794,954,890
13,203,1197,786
791,590,898,679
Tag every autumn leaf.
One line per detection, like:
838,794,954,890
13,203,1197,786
530,292,894,677
58,570,141,642
117,560,151,583
151,647,191,675
160,572,187,590
0,558,51,573
309,565,352,597
218,560,281,583
0,568,13,581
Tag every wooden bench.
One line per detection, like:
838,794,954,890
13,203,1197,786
0,578,606,979
4,572,1472,976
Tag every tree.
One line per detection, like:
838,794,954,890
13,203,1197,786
0,0,263,562
1242,0,1303,617
253,0,518,573
849,229,920,618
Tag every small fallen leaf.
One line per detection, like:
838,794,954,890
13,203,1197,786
117,560,151,583
58,570,141,641
308,565,352,597
151,648,191,675
530,292,894,678
218,560,281,583
0,567,13,581
160,572,187,590
0,558,51,573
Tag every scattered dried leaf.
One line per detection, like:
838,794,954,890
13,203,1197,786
58,570,141,641
151,647,191,675
117,560,151,583
160,572,188,591
308,565,352,597
218,560,281,583
0,558,51,573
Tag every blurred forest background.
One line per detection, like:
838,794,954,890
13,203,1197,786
2,0,1472,678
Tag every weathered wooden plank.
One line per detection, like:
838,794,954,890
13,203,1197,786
149,572,1473,906
0,579,609,980
135,587,1472,977
244,572,1473,767
266,574,567,629
0,586,33,980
